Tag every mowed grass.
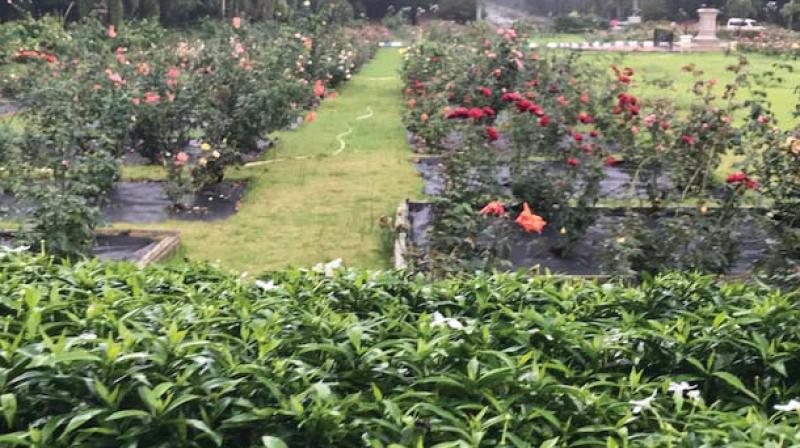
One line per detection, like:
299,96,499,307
124,49,422,272
587,51,800,126
527,34,799,123
530,33,585,45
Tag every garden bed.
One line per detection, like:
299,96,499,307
0,228,180,266
0,100,18,116
399,200,771,276
104,180,247,223
414,156,678,200
1,181,247,224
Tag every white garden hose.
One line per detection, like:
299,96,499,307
356,106,374,120
333,127,353,156
244,106,373,165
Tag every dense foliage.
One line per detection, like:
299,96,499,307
0,253,799,446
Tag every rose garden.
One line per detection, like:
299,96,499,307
1,1,800,446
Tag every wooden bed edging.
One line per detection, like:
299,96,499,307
95,229,181,268
394,201,411,270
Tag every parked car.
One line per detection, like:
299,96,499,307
726,18,765,32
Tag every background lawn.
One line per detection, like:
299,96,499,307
529,33,799,123
124,49,422,272
587,51,800,126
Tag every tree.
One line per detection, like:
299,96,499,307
140,0,160,18
727,0,757,17
108,0,124,27
782,0,800,28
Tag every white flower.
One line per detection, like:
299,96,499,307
668,381,697,397
687,390,701,401
313,258,343,277
431,312,464,330
0,245,29,254
775,399,800,412
255,280,277,291
630,390,657,414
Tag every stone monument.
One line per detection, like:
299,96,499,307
694,7,722,50
627,0,642,24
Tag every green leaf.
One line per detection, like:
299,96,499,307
371,383,383,401
1,393,17,427
261,435,289,448
713,372,760,402
105,410,151,421
59,409,104,441
186,419,222,447
0,431,29,445
540,437,560,448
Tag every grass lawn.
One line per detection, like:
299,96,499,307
587,51,800,126
530,33,585,45
527,34,799,123
123,49,422,272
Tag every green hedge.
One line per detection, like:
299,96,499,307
553,15,610,33
0,254,799,446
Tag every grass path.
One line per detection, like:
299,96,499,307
130,49,421,272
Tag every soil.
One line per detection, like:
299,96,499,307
414,157,678,200
0,231,157,262
0,101,19,116
103,181,247,223
407,202,770,276
0,181,246,224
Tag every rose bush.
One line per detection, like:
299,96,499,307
402,23,796,280
0,14,380,258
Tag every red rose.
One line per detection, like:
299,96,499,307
447,107,470,119
681,135,696,146
566,157,580,167
479,87,492,97
578,112,593,124
502,92,523,102
468,107,485,120
515,99,533,113
485,126,500,142
538,115,550,127
726,172,747,183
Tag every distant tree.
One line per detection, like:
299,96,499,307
139,0,160,18
782,0,800,28
727,0,757,16
108,0,123,26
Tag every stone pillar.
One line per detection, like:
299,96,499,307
476,0,485,20
695,8,720,43
627,0,642,24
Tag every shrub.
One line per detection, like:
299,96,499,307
401,24,786,279
0,255,800,446
553,15,610,33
